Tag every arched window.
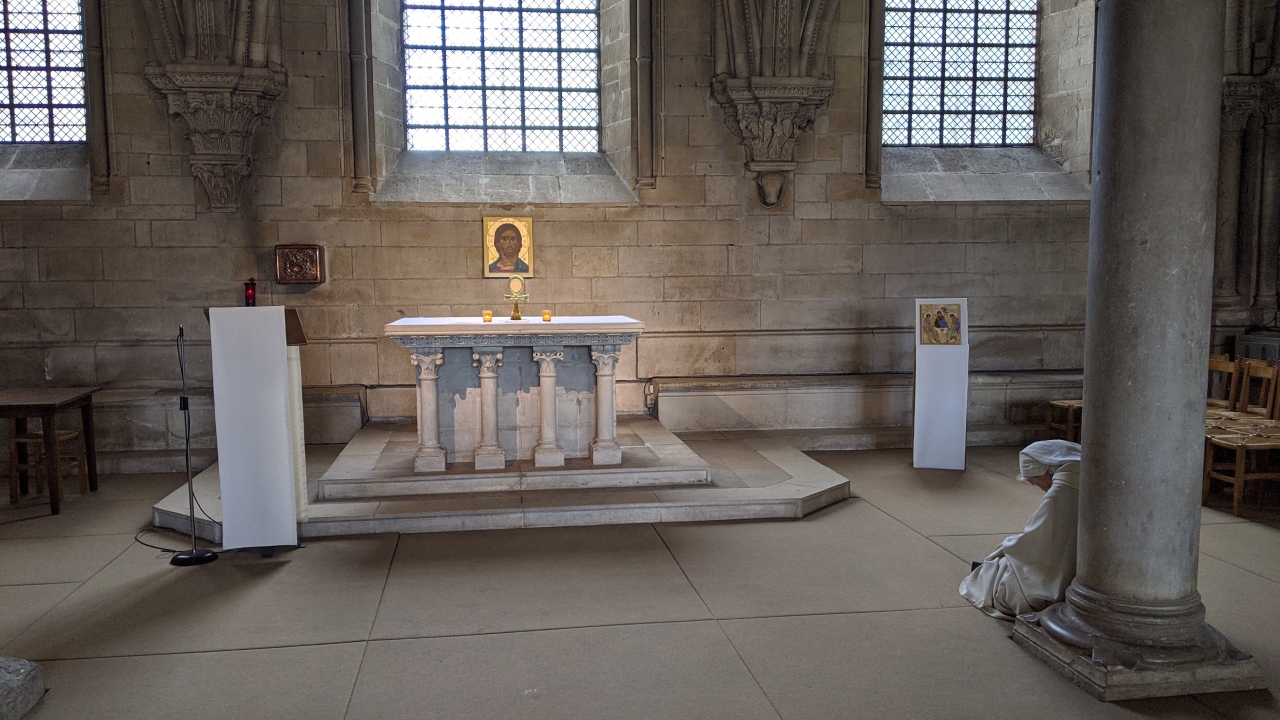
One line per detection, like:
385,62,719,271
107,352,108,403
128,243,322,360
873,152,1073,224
0,0,85,143
882,0,1036,147
403,0,601,152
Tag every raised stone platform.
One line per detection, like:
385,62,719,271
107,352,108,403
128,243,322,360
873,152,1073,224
318,421,710,498
153,415,851,541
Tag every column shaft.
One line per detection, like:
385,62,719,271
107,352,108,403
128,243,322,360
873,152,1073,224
590,345,622,465
1076,0,1220,604
533,348,565,468
1254,109,1280,315
1013,0,1266,699
411,351,446,472
1213,114,1246,306
473,349,505,470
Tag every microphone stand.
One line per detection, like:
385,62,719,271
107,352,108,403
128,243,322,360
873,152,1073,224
170,326,218,567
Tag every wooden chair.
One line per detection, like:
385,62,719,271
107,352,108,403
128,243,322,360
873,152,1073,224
1206,355,1241,418
1046,399,1083,442
1203,429,1280,516
8,428,87,505
1237,358,1278,417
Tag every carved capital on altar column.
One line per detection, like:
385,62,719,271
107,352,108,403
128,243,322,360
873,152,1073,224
141,0,287,212
533,348,564,375
590,345,621,375
711,0,840,208
472,350,504,376
411,351,445,379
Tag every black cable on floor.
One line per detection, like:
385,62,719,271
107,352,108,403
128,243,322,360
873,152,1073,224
134,528,225,555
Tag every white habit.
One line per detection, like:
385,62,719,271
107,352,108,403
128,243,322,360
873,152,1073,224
959,441,1081,620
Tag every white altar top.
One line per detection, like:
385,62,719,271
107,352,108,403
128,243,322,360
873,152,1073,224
385,315,644,338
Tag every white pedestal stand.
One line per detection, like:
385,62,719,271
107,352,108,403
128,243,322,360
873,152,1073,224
912,298,969,470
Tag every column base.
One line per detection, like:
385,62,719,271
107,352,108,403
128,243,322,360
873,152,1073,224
474,448,506,470
591,441,622,465
534,444,565,468
414,449,446,473
1012,611,1266,702
1210,301,1252,329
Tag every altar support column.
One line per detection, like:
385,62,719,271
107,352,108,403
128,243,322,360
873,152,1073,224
411,351,446,472
590,345,622,465
533,347,565,467
1012,0,1266,700
472,349,505,470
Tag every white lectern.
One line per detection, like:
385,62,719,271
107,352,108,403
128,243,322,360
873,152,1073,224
913,298,969,470
210,306,299,548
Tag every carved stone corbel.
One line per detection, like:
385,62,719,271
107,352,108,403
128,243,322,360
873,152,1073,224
711,0,839,207
140,0,287,212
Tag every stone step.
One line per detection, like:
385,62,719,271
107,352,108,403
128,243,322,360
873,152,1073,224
684,423,1042,452
152,424,853,542
653,371,1082,434
319,460,711,499
315,416,714,498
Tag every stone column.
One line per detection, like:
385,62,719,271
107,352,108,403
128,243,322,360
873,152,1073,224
1254,100,1280,317
411,351,446,472
1013,0,1266,701
590,345,622,465
1212,101,1251,327
532,347,565,467
472,349,505,470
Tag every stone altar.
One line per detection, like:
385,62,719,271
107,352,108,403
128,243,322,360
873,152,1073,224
385,315,644,472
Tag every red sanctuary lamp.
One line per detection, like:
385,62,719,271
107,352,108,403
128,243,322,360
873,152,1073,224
244,278,257,307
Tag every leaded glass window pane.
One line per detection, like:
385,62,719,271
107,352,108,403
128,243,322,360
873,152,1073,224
0,0,85,143
404,0,601,152
883,0,1037,147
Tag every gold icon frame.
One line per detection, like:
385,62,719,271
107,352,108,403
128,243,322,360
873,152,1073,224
483,216,534,278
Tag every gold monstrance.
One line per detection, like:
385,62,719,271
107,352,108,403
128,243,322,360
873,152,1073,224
504,274,529,320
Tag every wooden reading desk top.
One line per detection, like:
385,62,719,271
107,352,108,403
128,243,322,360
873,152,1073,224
0,387,102,414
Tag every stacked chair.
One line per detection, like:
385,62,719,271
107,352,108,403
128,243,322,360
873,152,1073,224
1045,398,1083,442
1204,355,1280,516
7,423,88,505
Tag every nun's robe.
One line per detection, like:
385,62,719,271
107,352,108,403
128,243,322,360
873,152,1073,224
959,462,1080,620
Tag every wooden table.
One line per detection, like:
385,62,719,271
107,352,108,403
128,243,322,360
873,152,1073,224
0,387,102,514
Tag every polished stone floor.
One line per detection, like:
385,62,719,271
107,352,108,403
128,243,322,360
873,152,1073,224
1,445,1277,719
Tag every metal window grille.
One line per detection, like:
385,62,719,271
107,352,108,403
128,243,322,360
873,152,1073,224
403,0,601,152
0,0,85,143
882,0,1037,147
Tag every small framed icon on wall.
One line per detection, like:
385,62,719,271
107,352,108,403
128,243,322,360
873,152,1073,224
482,216,534,278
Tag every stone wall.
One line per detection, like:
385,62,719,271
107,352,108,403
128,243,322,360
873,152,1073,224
1037,0,1095,186
0,0,1089,463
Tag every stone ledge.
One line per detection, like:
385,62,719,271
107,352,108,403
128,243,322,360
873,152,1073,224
0,144,90,202
690,423,1041,451
654,370,1083,433
372,151,637,205
882,147,1090,203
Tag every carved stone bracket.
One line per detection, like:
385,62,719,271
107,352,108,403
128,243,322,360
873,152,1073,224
711,76,834,207
711,0,840,208
140,0,287,212
145,64,286,211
